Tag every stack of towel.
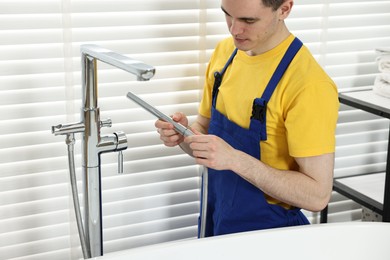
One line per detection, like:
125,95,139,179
373,47,390,98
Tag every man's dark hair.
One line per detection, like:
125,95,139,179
262,0,286,11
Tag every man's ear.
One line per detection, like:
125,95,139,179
278,0,293,20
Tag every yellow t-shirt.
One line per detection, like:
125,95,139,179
199,34,339,207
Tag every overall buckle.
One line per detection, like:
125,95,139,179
251,99,267,123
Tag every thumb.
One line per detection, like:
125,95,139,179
191,128,203,135
171,112,187,124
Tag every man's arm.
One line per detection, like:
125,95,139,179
185,133,334,212
233,152,334,212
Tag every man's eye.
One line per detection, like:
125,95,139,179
244,19,256,24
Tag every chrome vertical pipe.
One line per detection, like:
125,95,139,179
81,53,103,257
199,167,208,238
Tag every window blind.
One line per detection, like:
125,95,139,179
1,0,205,259
1,0,390,259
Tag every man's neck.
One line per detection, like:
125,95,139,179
246,25,291,56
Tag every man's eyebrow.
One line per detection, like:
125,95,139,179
221,6,230,16
220,6,259,21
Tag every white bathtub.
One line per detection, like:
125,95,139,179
95,222,390,260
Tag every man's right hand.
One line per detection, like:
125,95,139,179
155,112,189,147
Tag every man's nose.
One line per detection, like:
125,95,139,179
230,20,244,36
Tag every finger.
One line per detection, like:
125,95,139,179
185,134,212,144
161,134,178,146
194,156,212,168
155,119,174,130
188,141,208,152
160,128,179,138
192,149,208,159
171,112,184,122
160,129,184,144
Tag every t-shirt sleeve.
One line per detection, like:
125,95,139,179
285,81,339,157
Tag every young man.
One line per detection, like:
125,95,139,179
155,0,339,237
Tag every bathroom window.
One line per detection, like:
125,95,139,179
1,0,390,259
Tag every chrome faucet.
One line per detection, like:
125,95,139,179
52,45,155,258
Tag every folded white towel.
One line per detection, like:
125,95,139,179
373,73,390,98
376,55,390,73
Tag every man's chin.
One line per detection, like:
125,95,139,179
233,39,251,51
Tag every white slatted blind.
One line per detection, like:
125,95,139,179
1,0,390,259
1,0,205,259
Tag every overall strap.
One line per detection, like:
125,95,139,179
251,37,303,141
261,37,303,101
252,37,303,122
212,48,238,107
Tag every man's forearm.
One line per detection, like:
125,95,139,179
230,150,334,212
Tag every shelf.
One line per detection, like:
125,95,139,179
323,89,390,222
334,172,385,215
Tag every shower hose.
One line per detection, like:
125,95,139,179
65,133,91,259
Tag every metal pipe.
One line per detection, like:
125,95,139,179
66,133,91,259
199,167,208,238
80,54,103,257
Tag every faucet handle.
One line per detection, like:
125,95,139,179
114,131,127,151
100,118,112,128
51,122,85,136
114,131,127,174
118,151,124,174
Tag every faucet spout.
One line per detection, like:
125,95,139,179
81,44,155,81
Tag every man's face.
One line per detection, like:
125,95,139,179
221,0,283,55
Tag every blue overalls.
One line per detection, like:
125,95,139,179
199,37,309,237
